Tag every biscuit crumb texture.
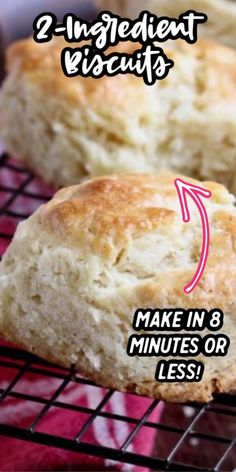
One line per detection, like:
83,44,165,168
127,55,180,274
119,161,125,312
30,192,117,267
1,37,236,192
0,174,236,402
96,0,236,49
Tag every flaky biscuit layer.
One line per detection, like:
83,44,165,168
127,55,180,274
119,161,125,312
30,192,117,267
0,173,236,402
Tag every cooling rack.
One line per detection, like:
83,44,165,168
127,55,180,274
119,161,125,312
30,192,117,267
0,151,236,471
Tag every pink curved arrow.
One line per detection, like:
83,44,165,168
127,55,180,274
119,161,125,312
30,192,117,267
174,178,212,294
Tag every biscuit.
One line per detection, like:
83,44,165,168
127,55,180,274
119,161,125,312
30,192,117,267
96,0,236,49
1,37,236,192
0,173,236,402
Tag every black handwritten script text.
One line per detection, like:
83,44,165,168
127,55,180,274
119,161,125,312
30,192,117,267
33,10,207,85
127,308,229,382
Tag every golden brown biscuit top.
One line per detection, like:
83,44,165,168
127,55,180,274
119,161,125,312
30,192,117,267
41,174,177,241
4,173,236,311
35,173,236,257
6,38,148,109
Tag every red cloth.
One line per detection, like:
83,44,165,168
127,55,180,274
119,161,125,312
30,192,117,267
0,158,163,471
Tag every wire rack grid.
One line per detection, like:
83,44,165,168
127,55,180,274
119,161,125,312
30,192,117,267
0,152,236,471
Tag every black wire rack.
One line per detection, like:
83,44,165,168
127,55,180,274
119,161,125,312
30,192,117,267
0,152,236,471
